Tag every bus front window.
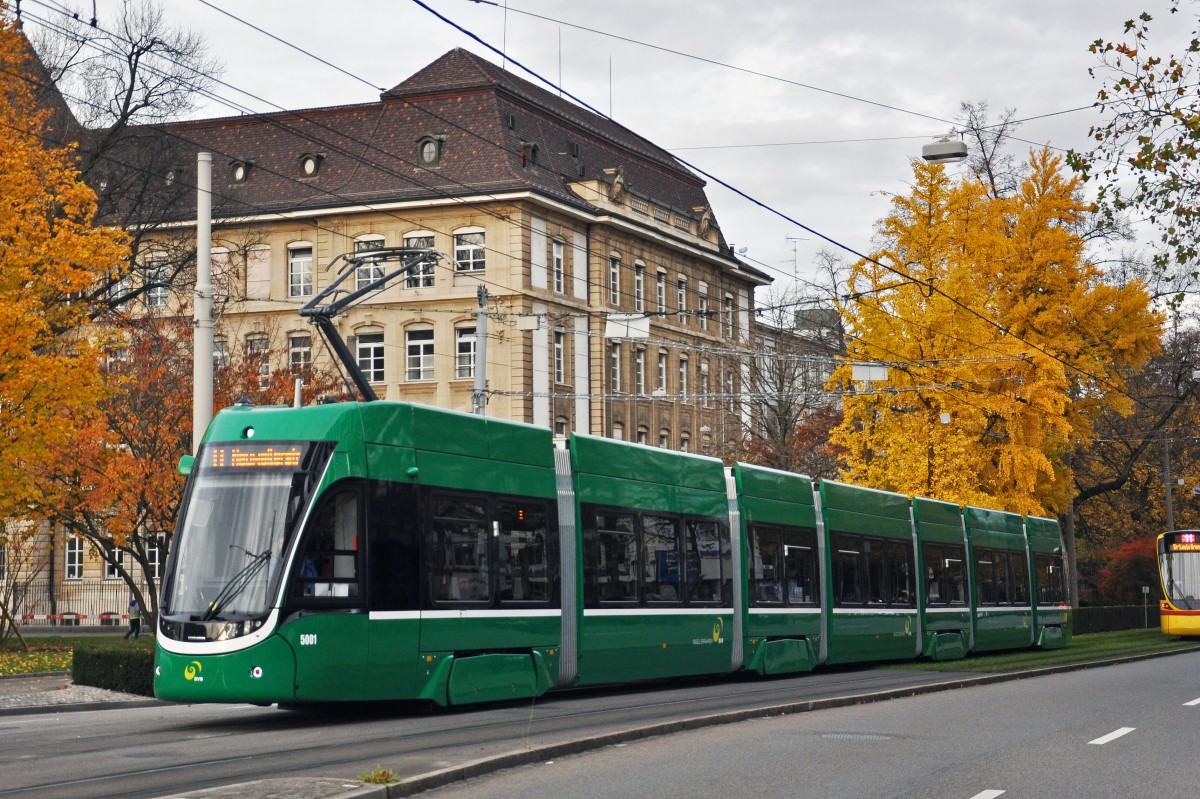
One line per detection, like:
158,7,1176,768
1160,532,1200,610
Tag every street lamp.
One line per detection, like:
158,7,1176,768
922,134,967,164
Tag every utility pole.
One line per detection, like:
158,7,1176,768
193,152,213,455
1165,438,1176,532
473,285,488,416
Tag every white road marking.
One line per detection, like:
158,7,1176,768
968,790,1005,799
1088,727,1136,745
1184,697,1200,706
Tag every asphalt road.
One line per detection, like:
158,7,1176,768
418,650,1200,799
3,653,1196,799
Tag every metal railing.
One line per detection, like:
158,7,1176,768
12,577,155,627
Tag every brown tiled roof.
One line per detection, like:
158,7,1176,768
92,48,749,268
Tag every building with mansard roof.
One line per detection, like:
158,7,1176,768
98,47,771,449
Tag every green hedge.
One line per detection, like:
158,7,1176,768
1073,604,1160,635
72,641,155,696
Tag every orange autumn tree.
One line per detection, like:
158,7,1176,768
44,314,346,623
0,17,127,522
830,150,1162,518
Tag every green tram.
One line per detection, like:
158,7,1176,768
155,401,1072,706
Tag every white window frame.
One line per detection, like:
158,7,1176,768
289,333,312,372
657,351,668,392
552,240,565,293
354,235,386,291
724,294,735,338
634,264,645,312
145,258,169,308
404,231,436,288
104,547,125,580
287,242,313,298
634,348,646,395
656,270,666,313
679,356,689,402
406,328,435,381
456,327,476,379
609,256,621,305
65,535,83,580
554,332,565,384
247,334,270,390
214,337,229,369
609,343,622,393
454,228,486,272
677,279,687,325
356,331,385,384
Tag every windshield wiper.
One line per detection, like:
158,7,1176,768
1171,577,1195,610
202,547,272,621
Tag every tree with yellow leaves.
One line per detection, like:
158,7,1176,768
0,16,128,524
831,150,1162,522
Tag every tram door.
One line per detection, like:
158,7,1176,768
283,484,369,700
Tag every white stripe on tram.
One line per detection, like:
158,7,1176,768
1088,727,1135,745
369,609,562,621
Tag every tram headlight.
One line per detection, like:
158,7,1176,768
250,666,263,679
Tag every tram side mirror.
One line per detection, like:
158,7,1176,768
178,454,195,477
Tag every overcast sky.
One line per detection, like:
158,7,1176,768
42,0,1193,293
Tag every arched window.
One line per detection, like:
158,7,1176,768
406,325,435,382
287,241,313,298
403,230,436,288
454,227,486,272
355,326,385,384
354,235,386,291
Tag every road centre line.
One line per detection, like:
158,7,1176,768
1184,697,1200,706
968,790,1005,799
1088,727,1136,745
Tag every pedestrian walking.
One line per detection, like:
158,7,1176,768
124,598,141,640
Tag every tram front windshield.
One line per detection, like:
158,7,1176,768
162,441,330,624
1160,531,1200,610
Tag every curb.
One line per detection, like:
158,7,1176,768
0,698,165,717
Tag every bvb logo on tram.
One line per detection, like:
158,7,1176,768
184,661,204,682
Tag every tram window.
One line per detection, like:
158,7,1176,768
643,516,681,603
293,487,360,601
945,547,966,605
783,530,817,607
1035,553,1066,605
885,539,914,607
833,533,864,606
430,495,490,604
496,500,551,604
975,550,999,605
591,511,637,604
367,480,420,611
749,525,783,604
1008,552,1029,605
923,543,947,606
684,520,723,604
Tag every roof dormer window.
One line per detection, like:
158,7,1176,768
299,152,324,176
520,141,539,169
230,159,251,182
417,135,445,167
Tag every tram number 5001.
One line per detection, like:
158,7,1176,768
300,634,318,646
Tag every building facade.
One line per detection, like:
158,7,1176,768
117,48,770,447
5,48,771,625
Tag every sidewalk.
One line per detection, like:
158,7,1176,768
0,671,159,715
